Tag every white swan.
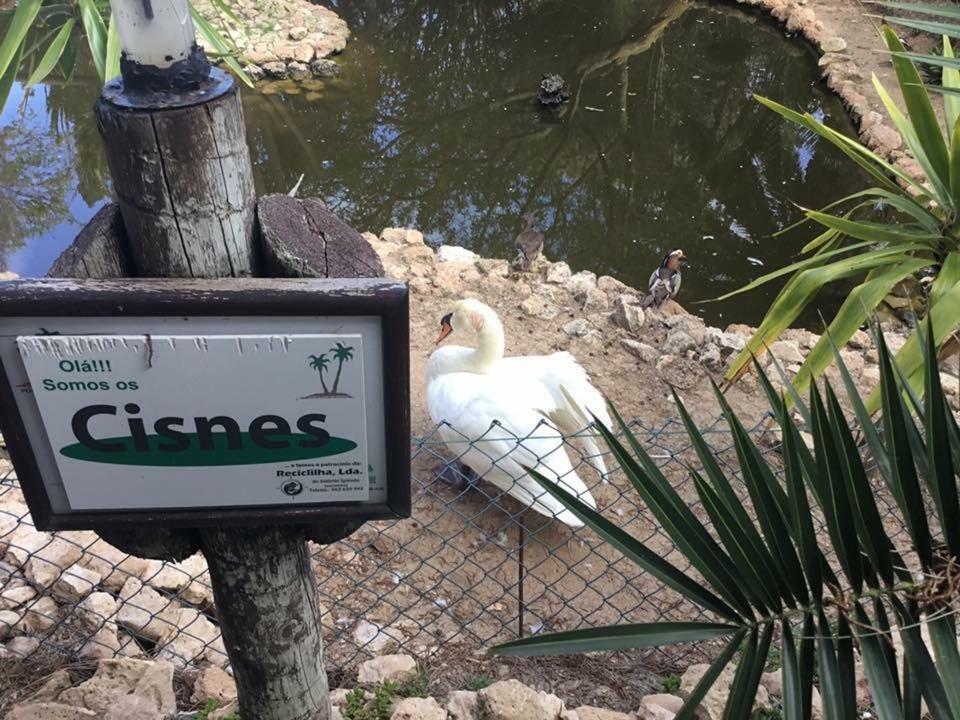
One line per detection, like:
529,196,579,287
426,299,610,527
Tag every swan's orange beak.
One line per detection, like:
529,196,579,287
435,317,453,345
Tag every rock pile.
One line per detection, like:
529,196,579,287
193,0,348,81
364,228,956,412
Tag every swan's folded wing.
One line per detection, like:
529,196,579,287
429,377,595,526
498,353,611,477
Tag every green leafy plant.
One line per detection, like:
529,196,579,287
465,675,493,692
718,25,960,411
661,674,681,693
396,671,430,699
343,681,398,720
0,0,251,112
196,698,239,720
493,319,960,720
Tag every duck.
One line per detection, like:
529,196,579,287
512,212,544,272
426,299,609,528
641,249,685,308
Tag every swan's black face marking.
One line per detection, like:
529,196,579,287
436,313,454,345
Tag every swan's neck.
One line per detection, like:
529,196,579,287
463,315,505,373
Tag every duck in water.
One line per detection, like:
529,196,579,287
512,212,544,271
642,249,685,308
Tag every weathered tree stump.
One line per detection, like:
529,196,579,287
94,70,257,278
48,204,132,279
258,194,384,278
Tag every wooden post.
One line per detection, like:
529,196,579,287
94,70,257,278
48,56,387,719
202,526,330,718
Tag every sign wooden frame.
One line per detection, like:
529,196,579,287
0,278,410,531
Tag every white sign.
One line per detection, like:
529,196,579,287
17,333,372,510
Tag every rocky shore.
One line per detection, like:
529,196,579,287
0,651,805,720
194,0,348,81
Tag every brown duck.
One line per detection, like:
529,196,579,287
512,212,544,271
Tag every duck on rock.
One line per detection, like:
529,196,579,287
426,299,609,527
641,248,685,308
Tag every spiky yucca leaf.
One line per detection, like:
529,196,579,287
722,26,960,411
492,320,959,720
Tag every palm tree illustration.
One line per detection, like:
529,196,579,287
308,354,330,394
329,343,355,394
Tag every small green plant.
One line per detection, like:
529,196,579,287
465,675,493,691
196,698,240,720
397,671,430,698
196,699,219,720
343,687,369,720
661,674,681,693
343,682,398,720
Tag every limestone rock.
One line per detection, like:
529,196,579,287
546,262,572,284
7,703,97,720
352,619,401,653
24,537,85,588
142,554,211,606
6,635,40,656
311,58,341,77
289,26,308,41
52,563,101,602
579,287,608,313
59,658,176,719
263,61,288,78
117,577,179,642
717,332,747,354
156,607,224,668
611,295,645,333
79,540,149,593
847,329,870,349
699,343,723,371
478,679,563,720
437,245,479,263
663,330,697,356
861,365,881,387
28,669,74,702
381,227,425,246
573,707,633,720
191,666,237,705
391,696,446,720
477,259,509,277
79,627,121,661
358,654,417,684
78,592,117,630
447,690,479,720
768,340,804,366
680,663,769,720
288,61,311,79
821,36,847,52
638,694,684,720
20,595,59,633
521,295,559,321
664,314,706,345
565,271,597,297
620,339,660,364
564,319,594,337
597,275,628,296
1,584,37,609
0,609,21,638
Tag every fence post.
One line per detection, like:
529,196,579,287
42,4,393,717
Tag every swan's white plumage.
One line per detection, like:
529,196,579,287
426,300,609,527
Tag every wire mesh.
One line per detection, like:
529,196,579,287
0,415,908,675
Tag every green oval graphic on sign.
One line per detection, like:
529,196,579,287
59,432,358,467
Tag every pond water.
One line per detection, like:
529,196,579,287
0,0,866,325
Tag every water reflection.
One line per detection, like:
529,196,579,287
0,0,864,325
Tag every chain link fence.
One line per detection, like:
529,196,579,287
0,414,908,678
